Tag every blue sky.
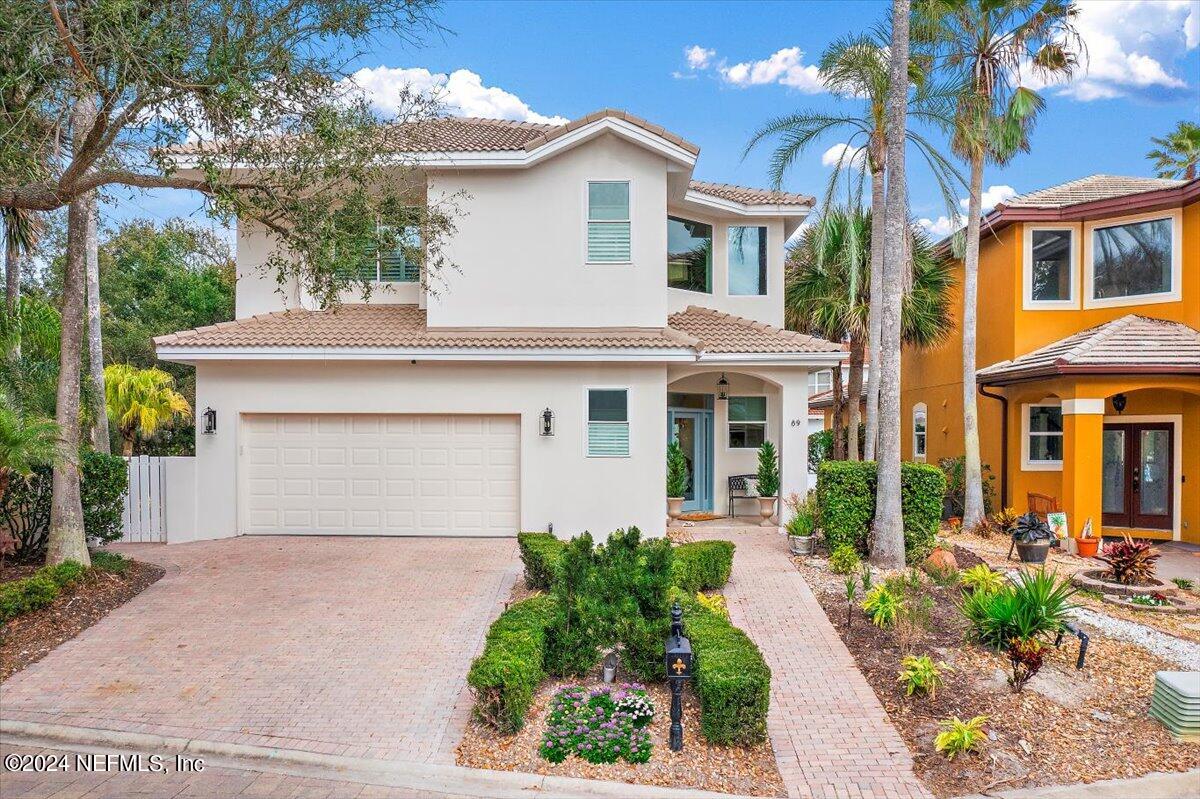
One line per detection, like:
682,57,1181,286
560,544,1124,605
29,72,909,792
106,0,1200,243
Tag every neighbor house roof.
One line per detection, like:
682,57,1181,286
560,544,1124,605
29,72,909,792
808,384,866,410
687,181,814,207
998,174,1188,209
976,315,1200,385
154,304,843,360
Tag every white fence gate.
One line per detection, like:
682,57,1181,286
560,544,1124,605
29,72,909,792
121,456,166,542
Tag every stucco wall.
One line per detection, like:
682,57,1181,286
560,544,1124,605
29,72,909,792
425,133,669,329
191,361,667,541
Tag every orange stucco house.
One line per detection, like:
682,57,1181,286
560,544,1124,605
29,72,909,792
902,174,1199,544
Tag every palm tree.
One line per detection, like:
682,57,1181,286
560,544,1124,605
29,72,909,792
1,296,62,419
913,0,1084,530
103,364,192,457
745,28,962,462
1147,121,1200,181
787,207,954,461
0,393,59,501
2,207,42,313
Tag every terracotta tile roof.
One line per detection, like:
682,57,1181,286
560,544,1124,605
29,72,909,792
977,315,1200,384
666,306,843,355
688,181,814,206
521,108,699,155
155,304,843,358
998,174,1188,210
154,305,696,350
808,384,866,410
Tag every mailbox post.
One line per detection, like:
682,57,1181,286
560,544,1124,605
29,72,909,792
664,602,693,751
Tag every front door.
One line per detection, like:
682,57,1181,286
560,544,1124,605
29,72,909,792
668,409,712,512
1102,422,1173,530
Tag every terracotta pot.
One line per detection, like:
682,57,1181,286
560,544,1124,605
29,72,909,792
1076,537,1099,558
924,547,958,574
757,496,777,527
666,497,684,522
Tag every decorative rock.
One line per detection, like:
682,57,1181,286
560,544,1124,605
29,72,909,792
924,547,958,575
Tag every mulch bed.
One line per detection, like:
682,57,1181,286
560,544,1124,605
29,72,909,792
794,553,1199,798
1,559,164,682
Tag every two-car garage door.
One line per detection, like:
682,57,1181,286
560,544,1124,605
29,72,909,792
241,414,519,536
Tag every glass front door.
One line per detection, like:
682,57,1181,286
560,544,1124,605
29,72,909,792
1102,422,1173,530
668,408,712,512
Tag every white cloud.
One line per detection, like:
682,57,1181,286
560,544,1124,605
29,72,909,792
685,45,716,70
346,66,568,125
820,143,867,168
1028,0,1198,102
917,215,961,238
960,185,1018,213
719,47,825,93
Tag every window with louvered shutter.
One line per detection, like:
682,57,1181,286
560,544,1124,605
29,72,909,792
587,389,630,457
378,224,421,283
587,182,631,263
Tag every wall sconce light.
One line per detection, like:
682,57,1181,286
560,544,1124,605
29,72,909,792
1112,393,1127,415
540,407,555,436
201,406,217,435
716,373,729,401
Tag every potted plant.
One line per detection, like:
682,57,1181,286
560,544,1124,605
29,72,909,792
666,441,688,523
755,440,780,527
1012,512,1054,564
1076,519,1099,559
784,494,815,555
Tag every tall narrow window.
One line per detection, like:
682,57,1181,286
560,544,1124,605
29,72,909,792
1028,228,1072,303
587,182,631,263
728,396,766,449
376,222,421,282
667,216,712,292
1024,403,1064,469
587,389,630,457
728,225,767,296
912,404,927,460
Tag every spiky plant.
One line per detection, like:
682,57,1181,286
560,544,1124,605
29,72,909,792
1097,533,1161,585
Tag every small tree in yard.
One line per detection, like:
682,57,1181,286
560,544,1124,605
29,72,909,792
756,440,780,498
666,441,689,499
104,365,191,456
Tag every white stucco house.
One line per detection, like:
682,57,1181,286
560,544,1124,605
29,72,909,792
155,109,845,542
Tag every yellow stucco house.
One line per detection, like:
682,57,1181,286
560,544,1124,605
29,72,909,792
902,174,1200,544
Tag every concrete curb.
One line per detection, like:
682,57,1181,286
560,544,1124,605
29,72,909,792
0,719,747,799
952,768,1200,799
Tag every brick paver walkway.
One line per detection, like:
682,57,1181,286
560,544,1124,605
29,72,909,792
690,525,930,799
0,536,519,765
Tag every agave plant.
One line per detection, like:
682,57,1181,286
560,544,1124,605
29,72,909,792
1097,533,1160,585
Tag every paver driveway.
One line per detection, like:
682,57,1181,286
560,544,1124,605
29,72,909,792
0,536,519,764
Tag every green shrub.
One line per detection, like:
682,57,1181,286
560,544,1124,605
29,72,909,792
755,441,780,498
815,460,946,562
517,532,564,590
671,540,734,594
677,590,770,745
958,564,1005,594
897,654,947,698
90,550,129,575
0,573,60,623
862,583,904,628
959,570,1076,650
808,429,832,474
935,715,988,759
39,560,86,588
828,544,861,575
1,450,129,556
939,456,996,518
467,593,556,733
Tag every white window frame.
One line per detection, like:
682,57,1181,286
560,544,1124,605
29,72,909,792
912,402,927,461
1022,224,1078,310
585,386,631,458
726,394,768,450
727,224,768,297
1021,400,1063,472
808,369,832,397
1083,208,1182,309
585,180,633,266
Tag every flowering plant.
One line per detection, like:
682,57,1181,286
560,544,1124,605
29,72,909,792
1129,592,1170,607
540,684,654,765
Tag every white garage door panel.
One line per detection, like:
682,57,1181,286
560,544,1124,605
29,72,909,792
241,414,519,536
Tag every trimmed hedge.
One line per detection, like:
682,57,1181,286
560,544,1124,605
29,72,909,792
466,593,557,733
815,460,946,563
671,540,735,595
0,560,88,624
676,589,770,745
517,532,564,590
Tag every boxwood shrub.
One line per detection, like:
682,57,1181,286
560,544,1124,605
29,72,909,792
516,532,564,590
466,593,556,733
816,460,946,563
671,540,735,595
0,560,89,624
676,589,770,745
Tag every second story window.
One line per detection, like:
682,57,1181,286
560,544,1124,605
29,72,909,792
808,369,832,397
587,182,631,263
1025,227,1074,306
667,216,712,293
337,213,421,283
1088,214,1175,303
728,225,767,296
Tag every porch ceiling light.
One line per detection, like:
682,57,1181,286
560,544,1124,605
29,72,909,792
716,373,729,401
1112,393,1127,415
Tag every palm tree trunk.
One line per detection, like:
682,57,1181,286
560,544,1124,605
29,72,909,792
46,100,93,568
961,152,986,528
85,199,109,453
864,160,885,461
831,364,846,460
871,0,910,571
5,233,18,314
122,434,134,458
847,333,865,460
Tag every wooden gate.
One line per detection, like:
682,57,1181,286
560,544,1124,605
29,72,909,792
121,456,166,542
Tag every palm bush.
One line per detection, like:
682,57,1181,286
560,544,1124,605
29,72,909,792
0,395,58,500
959,569,1076,650
104,364,192,456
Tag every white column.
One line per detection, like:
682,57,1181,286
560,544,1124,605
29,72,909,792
779,371,811,505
